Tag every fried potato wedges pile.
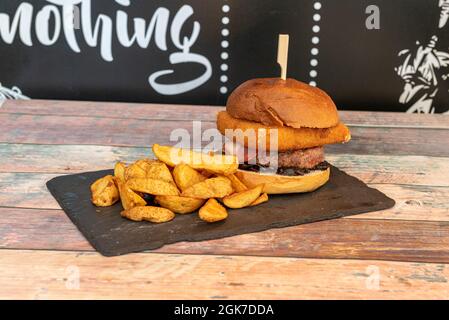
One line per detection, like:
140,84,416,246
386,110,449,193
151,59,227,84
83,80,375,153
90,144,268,224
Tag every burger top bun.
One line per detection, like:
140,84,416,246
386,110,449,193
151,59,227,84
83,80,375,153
226,78,340,129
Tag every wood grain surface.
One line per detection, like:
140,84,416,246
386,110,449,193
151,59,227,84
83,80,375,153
2,175,448,217
2,99,449,128
1,250,448,300
1,113,449,156
1,207,449,263
2,144,449,187
1,99,449,299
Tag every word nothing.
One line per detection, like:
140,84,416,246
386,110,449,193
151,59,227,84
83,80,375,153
0,0,212,95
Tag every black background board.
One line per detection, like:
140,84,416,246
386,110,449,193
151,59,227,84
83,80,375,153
1,0,448,112
47,166,395,257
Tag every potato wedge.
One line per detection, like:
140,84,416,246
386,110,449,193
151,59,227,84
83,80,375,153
250,193,269,206
199,199,228,223
173,164,206,191
91,175,120,207
143,160,175,184
127,178,180,196
182,176,233,199
114,162,126,182
223,185,264,209
153,144,238,175
226,173,248,192
121,206,175,223
125,159,174,184
155,195,205,214
116,179,147,210
124,159,149,180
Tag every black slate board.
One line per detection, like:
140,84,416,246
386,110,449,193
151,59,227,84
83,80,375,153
47,166,395,257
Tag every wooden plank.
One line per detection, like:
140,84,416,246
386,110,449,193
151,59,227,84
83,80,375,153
0,99,220,122
2,144,448,187
0,173,60,209
0,208,92,251
328,154,449,186
326,126,449,157
2,99,449,129
0,144,150,173
1,113,449,156
341,111,449,129
0,250,448,299
157,218,449,263
0,113,232,151
2,207,449,263
346,184,449,221
0,113,195,147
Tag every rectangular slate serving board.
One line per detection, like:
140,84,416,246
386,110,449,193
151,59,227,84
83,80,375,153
47,166,395,257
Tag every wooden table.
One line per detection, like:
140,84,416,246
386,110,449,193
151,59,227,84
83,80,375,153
1,99,449,300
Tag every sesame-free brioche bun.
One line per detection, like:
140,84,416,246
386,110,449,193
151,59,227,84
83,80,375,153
226,78,340,129
235,167,330,194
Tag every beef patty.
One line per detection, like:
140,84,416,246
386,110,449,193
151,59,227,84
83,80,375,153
237,146,328,176
257,146,325,169
224,143,326,175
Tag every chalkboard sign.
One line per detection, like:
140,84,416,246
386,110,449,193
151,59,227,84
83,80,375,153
0,0,448,113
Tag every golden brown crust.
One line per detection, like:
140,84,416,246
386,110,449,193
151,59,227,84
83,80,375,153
226,78,340,129
235,168,330,194
217,111,351,151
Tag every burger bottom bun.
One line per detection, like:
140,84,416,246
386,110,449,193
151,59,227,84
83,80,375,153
235,167,330,194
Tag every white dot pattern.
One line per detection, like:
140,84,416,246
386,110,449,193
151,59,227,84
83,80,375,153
220,3,230,95
309,2,322,86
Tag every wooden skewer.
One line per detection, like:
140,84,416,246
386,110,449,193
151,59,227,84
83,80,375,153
277,34,289,80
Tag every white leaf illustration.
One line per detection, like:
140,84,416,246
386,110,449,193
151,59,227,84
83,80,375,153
0,83,30,100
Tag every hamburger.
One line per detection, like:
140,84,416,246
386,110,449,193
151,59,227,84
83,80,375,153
217,78,351,194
